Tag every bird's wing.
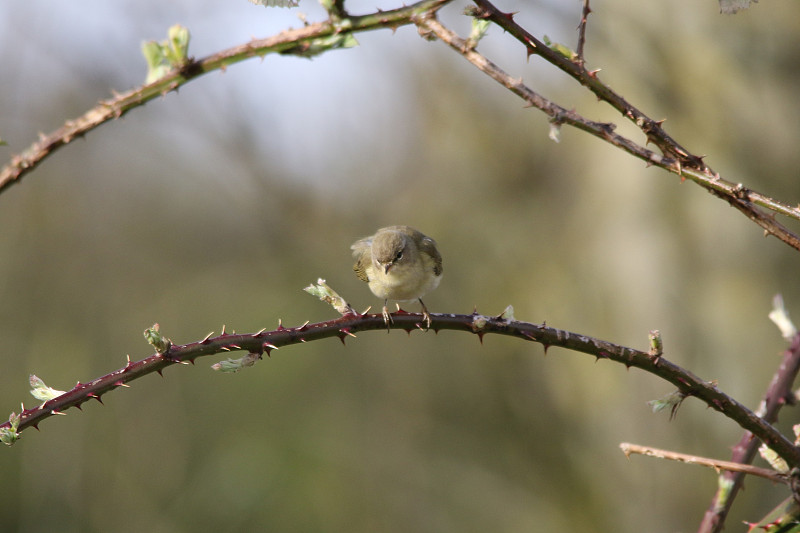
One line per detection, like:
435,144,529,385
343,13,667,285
351,237,372,282
419,236,443,276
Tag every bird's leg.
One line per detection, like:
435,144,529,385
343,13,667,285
418,298,432,330
382,299,392,332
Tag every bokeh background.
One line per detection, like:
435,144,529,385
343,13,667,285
1,0,800,531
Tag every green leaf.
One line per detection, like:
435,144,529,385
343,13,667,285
465,18,490,49
211,352,261,373
166,24,190,65
648,389,686,419
759,443,789,474
1,412,21,446
29,375,65,402
141,24,191,83
543,35,576,61
144,323,172,354
304,278,354,315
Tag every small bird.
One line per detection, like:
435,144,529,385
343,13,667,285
351,225,443,329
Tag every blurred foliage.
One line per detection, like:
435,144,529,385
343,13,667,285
1,0,799,531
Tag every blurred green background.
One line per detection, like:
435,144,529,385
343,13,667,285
2,0,800,531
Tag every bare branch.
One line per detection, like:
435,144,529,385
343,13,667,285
620,443,790,485
576,0,591,65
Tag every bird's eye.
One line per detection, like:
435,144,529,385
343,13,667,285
394,251,403,261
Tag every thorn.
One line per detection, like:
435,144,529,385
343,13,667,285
220,324,227,335
263,343,278,356
338,334,347,345
542,344,550,355
157,369,164,377
113,380,130,388
51,410,67,416
252,328,267,337
75,403,83,411
277,319,286,331
587,69,601,79
298,321,310,330
340,328,357,338
361,305,372,315
477,332,485,345
88,393,104,405
201,331,214,343
229,344,241,350
499,10,517,22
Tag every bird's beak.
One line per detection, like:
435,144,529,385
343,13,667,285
383,264,392,274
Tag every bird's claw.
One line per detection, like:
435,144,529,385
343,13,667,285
382,305,393,332
419,299,432,331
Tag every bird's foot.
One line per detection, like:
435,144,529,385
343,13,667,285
382,304,393,332
419,299,432,331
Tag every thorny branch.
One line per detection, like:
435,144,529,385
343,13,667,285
3,309,799,472
458,1,800,252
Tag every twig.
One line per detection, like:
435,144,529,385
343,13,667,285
0,0,451,195
576,0,591,65
620,443,790,485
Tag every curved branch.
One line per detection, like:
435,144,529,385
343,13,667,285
0,0,451,195
3,309,798,470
